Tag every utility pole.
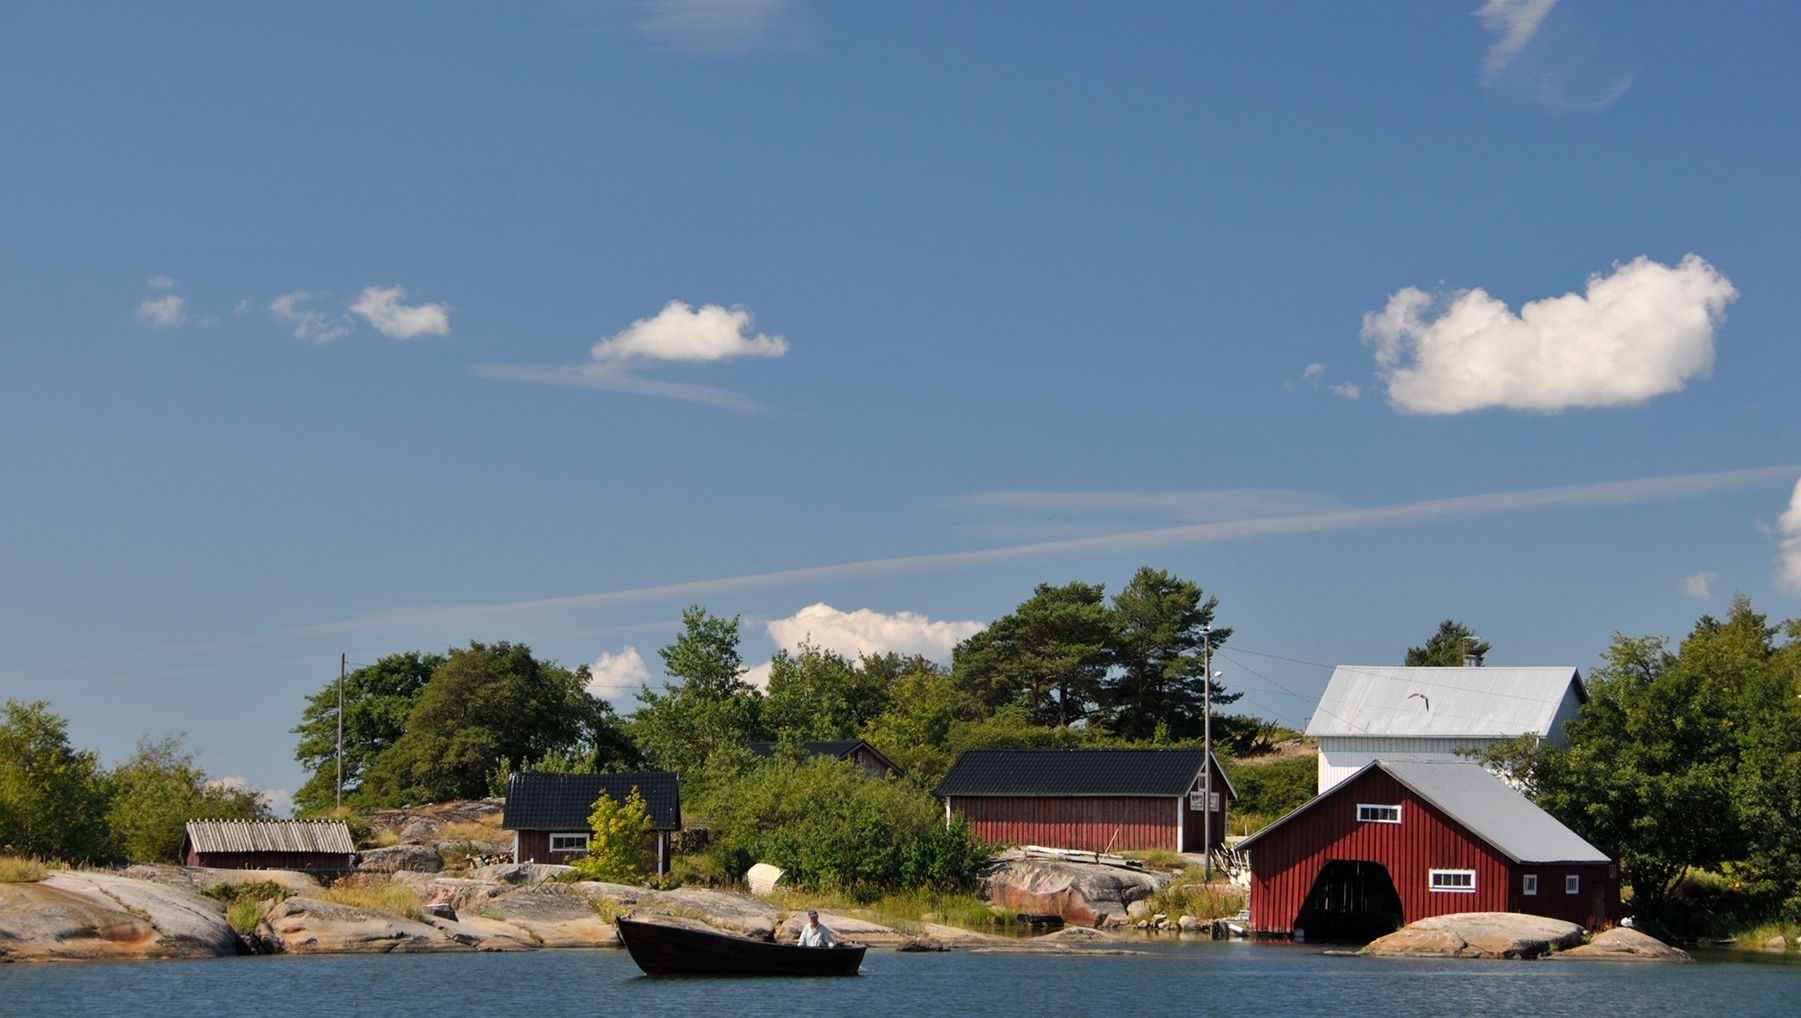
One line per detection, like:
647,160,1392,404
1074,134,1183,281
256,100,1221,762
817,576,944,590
1201,625,1212,881
336,653,345,811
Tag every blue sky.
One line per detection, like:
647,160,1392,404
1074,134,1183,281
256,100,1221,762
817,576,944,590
4,1,1798,812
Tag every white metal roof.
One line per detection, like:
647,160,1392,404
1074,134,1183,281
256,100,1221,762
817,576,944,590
1377,760,1610,863
1303,665,1582,739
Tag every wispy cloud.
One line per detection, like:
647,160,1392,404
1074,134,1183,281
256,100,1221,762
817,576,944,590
1681,571,1717,599
313,465,1801,631
146,274,176,290
765,603,984,662
1329,383,1361,400
350,285,451,340
1475,0,1635,111
1776,478,1801,595
13,465,1798,679
1477,0,1558,84
270,291,354,344
475,300,788,412
1362,254,1736,415
137,295,187,328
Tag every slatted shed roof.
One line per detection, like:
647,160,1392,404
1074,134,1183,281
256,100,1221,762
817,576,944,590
1304,666,1584,739
501,771,682,832
1240,759,1608,864
184,819,355,854
934,748,1235,800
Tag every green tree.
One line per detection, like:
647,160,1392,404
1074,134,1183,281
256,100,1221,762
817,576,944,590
107,735,268,862
696,756,990,897
360,642,622,805
0,700,110,862
568,788,653,883
857,659,981,789
763,642,894,740
1102,566,1237,740
291,651,443,813
1404,619,1490,667
952,581,1112,727
630,606,765,774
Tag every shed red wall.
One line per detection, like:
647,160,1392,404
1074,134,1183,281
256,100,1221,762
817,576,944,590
514,829,672,874
954,796,1181,853
1246,769,1616,935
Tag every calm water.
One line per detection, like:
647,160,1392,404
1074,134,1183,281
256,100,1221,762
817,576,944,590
1,942,1795,1017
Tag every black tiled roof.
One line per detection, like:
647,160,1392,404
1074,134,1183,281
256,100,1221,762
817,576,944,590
502,771,681,831
934,748,1224,798
746,739,869,759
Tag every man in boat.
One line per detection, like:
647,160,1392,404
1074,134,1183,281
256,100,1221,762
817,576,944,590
798,910,836,948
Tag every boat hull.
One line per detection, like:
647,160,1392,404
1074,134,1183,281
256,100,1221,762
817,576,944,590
615,917,866,977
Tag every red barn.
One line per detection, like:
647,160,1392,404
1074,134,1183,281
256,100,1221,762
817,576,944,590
1239,759,1617,941
934,748,1234,855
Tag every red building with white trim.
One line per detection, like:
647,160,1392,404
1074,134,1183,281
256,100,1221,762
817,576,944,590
1239,759,1617,941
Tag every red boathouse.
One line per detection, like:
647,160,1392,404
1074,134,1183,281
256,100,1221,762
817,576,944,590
1239,759,1617,941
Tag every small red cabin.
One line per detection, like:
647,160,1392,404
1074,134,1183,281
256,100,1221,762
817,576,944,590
501,771,682,875
934,748,1234,855
1239,760,1618,941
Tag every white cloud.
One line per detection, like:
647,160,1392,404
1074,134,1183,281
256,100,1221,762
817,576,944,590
1681,571,1717,599
1476,0,1558,84
591,300,787,362
1301,363,1326,386
765,603,984,662
1777,479,1801,595
474,299,788,412
146,274,176,290
1361,254,1736,415
270,291,354,344
350,285,451,340
137,295,187,328
1329,383,1361,400
589,646,651,705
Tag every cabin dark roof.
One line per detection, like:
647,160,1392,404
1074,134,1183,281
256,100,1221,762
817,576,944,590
747,739,872,759
934,748,1234,800
502,771,682,832
184,819,355,854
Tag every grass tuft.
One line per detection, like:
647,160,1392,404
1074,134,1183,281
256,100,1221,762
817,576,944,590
317,878,424,921
0,855,48,883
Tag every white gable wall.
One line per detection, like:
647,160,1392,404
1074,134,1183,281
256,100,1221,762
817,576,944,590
1317,735,1510,793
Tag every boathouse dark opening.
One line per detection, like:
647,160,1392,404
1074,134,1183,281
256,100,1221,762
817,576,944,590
1292,860,1403,943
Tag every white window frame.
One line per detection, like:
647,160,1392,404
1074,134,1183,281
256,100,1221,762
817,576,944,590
1522,873,1538,896
548,833,590,853
1429,869,1476,893
1357,803,1402,824
1189,791,1221,812
1565,874,1580,895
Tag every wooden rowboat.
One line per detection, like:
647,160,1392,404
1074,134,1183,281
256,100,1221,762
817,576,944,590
615,916,866,977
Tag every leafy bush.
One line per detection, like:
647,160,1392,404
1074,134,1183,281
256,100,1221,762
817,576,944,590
201,880,294,934
695,757,991,899
567,789,653,883
1226,754,1315,832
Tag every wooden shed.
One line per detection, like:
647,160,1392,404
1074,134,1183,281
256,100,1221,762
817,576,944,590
934,748,1234,855
746,738,903,779
181,819,356,873
1239,759,1617,941
501,771,681,875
